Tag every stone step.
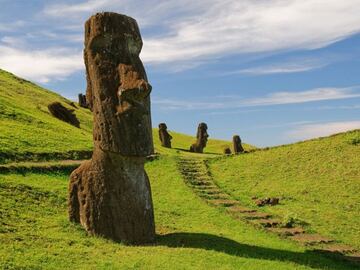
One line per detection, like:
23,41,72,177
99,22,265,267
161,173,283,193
178,161,203,166
267,227,305,236
188,180,214,187
226,205,256,214
209,199,239,207
192,185,219,191
186,176,212,181
241,211,272,220
291,234,334,245
202,193,231,200
251,218,281,228
182,172,209,177
197,188,223,195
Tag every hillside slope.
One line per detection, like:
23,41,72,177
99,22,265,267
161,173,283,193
0,69,251,163
208,130,360,249
0,69,93,162
1,156,358,269
0,69,359,269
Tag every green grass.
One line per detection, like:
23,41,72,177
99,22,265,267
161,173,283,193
1,156,357,269
208,129,360,250
0,69,93,162
1,69,359,269
0,68,253,163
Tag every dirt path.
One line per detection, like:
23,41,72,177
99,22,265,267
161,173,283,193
177,157,360,264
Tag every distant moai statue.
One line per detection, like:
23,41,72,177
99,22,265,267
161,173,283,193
223,146,232,155
68,12,155,244
233,135,244,154
190,122,209,153
158,123,172,148
78,93,88,108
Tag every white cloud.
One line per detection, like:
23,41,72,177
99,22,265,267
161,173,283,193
0,45,83,83
0,20,26,32
44,0,110,16
316,104,360,110
43,1,360,68
1,36,26,48
228,59,328,76
141,1,360,65
245,87,360,106
152,98,224,110
287,121,360,140
153,87,360,110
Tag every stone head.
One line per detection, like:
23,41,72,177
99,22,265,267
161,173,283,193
158,123,167,130
84,12,153,156
233,135,241,144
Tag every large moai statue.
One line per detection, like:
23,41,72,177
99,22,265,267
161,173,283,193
190,123,209,153
158,123,172,148
233,135,244,154
68,12,155,244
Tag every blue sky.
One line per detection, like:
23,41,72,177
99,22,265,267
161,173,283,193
1,0,360,146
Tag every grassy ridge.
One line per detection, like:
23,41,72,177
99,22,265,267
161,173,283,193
208,130,360,250
0,69,93,162
0,69,252,163
0,157,357,269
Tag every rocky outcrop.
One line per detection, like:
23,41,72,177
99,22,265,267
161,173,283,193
68,12,155,244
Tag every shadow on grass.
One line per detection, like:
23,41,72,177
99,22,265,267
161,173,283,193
157,233,355,270
173,148,221,155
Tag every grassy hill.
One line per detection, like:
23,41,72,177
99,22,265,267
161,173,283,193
0,69,359,269
208,130,360,250
0,68,252,163
0,69,93,162
1,157,358,269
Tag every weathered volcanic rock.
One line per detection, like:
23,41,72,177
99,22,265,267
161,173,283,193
255,197,280,207
223,147,231,155
233,135,244,154
158,123,172,148
68,12,155,244
78,93,88,108
190,123,209,153
48,102,80,128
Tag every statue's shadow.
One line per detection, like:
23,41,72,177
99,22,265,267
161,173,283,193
156,233,351,270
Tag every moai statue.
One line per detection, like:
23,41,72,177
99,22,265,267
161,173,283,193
78,93,88,108
190,122,209,153
68,12,155,244
233,135,244,154
158,123,172,148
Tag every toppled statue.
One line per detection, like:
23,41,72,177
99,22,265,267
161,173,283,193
48,102,80,128
68,12,155,244
190,123,209,153
158,123,172,148
78,93,88,108
223,146,232,155
233,135,244,154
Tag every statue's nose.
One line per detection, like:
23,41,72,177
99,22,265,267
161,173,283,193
139,81,152,98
